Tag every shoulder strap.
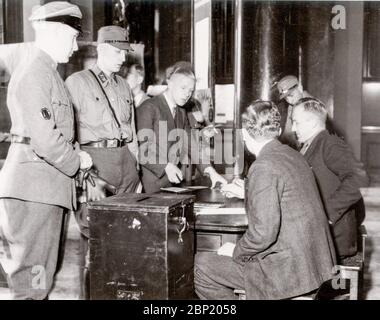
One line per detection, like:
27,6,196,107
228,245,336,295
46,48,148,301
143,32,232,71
88,69,121,129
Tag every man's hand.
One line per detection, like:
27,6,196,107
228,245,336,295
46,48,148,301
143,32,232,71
165,163,183,184
221,181,244,199
201,125,221,143
232,178,244,188
217,242,236,257
78,151,93,170
86,179,107,202
204,167,227,189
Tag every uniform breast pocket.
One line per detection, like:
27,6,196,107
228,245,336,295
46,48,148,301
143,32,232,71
80,94,109,125
52,100,73,126
51,100,74,138
119,96,133,124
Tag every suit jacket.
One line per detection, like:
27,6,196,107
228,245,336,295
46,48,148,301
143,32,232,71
0,46,79,210
303,130,369,258
136,94,207,193
233,139,336,300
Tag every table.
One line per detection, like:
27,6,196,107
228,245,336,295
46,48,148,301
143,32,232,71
191,189,248,252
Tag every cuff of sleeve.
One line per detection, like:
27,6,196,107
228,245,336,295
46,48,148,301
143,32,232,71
203,166,214,176
56,150,80,177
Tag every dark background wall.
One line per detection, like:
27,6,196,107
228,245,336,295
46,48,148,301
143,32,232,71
0,0,378,183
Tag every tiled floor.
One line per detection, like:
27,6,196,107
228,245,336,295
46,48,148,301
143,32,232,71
1,187,380,300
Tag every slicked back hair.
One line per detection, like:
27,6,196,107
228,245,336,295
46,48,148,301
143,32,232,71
293,97,328,123
166,61,195,81
242,100,281,140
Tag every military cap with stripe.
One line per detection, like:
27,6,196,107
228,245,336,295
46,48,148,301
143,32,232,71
277,75,299,100
29,1,82,33
97,25,132,51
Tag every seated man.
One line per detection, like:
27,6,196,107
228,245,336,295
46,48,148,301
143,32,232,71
291,97,369,261
195,101,336,300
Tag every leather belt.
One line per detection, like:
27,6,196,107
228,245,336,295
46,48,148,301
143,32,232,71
11,134,31,145
81,139,128,148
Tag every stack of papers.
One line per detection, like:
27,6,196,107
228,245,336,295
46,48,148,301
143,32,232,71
160,186,209,193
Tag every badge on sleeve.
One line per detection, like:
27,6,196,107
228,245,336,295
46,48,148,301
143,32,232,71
41,108,51,120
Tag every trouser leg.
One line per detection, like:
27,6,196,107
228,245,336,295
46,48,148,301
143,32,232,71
0,198,63,300
81,145,140,194
75,146,140,299
194,252,245,300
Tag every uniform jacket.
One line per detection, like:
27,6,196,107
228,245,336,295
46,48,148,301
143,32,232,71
233,139,336,300
303,130,369,257
136,94,208,193
0,46,79,210
65,65,139,160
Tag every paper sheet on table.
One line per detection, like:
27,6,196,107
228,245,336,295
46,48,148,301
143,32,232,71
214,84,235,123
195,207,246,215
186,186,209,190
160,187,192,193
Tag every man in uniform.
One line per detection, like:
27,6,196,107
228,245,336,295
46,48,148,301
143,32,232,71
275,75,313,149
0,1,92,300
66,26,140,235
65,27,140,296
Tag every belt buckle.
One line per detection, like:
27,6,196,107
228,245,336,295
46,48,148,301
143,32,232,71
108,139,116,148
110,139,121,148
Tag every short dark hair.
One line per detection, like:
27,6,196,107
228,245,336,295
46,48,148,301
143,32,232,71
294,97,327,122
127,63,145,78
242,100,281,139
166,61,195,80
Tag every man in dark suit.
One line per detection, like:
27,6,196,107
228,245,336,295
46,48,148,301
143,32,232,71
136,61,226,193
195,101,336,300
292,97,369,261
275,75,313,150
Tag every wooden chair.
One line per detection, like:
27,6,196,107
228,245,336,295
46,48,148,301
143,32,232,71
234,225,368,300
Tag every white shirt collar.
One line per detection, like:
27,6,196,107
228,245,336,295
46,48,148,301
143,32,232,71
134,91,144,107
163,91,177,117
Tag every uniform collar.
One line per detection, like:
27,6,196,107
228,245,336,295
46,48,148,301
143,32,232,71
34,45,58,70
92,64,118,88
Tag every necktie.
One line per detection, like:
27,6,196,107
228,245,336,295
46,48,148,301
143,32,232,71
172,106,177,119
300,142,309,155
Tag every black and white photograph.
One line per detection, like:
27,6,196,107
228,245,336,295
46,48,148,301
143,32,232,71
0,0,378,309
